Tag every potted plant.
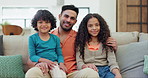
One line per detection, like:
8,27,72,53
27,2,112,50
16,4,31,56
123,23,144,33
0,21,11,26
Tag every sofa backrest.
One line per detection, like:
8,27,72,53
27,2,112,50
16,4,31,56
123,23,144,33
3,35,30,72
139,33,148,42
111,32,139,45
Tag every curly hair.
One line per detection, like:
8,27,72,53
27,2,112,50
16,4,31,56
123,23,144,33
31,10,56,31
75,13,114,60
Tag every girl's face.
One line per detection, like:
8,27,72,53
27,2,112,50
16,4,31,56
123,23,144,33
37,20,51,34
87,17,100,37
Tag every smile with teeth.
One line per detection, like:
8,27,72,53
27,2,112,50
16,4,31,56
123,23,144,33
91,31,98,34
42,27,47,30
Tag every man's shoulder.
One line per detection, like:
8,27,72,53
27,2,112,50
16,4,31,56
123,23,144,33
71,30,77,37
50,28,58,35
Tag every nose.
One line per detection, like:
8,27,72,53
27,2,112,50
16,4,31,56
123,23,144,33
66,17,71,22
92,26,96,29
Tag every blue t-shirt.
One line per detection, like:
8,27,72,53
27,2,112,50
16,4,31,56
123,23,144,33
29,33,64,63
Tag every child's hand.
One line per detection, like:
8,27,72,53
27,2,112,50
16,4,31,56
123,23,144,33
46,60,56,69
35,62,49,74
112,68,122,78
38,58,56,70
115,74,122,78
82,64,98,72
59,63,68,73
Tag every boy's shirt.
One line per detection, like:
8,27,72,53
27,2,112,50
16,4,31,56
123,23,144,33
29,33,64,63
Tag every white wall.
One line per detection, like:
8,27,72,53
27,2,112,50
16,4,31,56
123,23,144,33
0,0,116,32
99,0,116,32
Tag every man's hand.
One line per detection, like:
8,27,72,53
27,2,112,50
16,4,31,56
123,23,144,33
106,37,117,51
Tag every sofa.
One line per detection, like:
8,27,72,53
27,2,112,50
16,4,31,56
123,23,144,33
0,31,148,78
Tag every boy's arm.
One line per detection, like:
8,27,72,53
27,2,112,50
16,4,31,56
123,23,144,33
55,36,64,63
27,58,37,68
29,36,41,62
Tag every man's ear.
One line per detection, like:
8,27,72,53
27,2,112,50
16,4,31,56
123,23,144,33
74,20,77,24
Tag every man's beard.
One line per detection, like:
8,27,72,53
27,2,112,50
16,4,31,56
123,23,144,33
60,24,73,32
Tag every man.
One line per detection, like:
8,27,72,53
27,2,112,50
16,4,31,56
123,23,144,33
25,5,117,78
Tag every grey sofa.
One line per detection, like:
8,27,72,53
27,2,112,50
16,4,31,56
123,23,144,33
111,32,148,78
0,31,148,78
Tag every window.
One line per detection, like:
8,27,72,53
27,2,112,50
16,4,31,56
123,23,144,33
2,7,48,28
1,7,89,31
73,7,90,31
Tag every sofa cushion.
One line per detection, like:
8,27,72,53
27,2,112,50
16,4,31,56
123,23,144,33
3,35,30,72
0,35,4,55
139,33,148,42
116,40,148,78
111,32,139,45
0,55,25,78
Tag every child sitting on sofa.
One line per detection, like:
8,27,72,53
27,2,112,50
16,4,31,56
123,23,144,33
27,10,67,78
75,13,122,78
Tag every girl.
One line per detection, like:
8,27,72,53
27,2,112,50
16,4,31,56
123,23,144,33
27,10,67,78
75,13,122,78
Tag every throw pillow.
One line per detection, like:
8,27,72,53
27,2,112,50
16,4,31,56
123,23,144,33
116,40,148,78
0,35,4,55
0,55,25,78
143,55,148,74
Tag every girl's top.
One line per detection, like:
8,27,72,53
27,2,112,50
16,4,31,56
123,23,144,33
87,43,101,51
29,33,64,63
76,43,119,71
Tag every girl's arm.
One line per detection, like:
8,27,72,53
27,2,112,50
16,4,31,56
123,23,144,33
76,50,85,70
107,51,119,71
107,51,122,78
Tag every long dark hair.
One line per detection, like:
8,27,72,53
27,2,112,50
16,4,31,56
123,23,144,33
75,13,114,60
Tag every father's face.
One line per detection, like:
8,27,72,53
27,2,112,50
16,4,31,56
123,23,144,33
59,10,77,31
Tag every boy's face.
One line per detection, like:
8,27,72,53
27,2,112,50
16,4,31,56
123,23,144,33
59,10,77,31
37,20,51,34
